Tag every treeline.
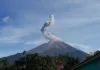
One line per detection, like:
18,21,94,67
0,53,80,70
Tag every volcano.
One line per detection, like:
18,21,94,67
4,40,88,63
3,15,88,63
28,40,88,61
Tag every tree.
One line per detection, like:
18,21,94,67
3,53,80,70
0,58,9,70
94,50,100,55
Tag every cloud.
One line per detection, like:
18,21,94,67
0,26,38,44
0,53,12,58
24,39,46,45
68,42,89,48
0,36,21,43
0,12,44,44
2,16,11,23
67,42,91,53
0,49,22,58
50,0,100,29
71,43,100,54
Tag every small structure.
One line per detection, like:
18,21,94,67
56,61,64,70
72,52,100,70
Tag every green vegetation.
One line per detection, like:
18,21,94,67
0,53,80,70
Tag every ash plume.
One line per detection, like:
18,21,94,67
41,15,61,41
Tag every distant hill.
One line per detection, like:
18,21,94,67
4,40,88,63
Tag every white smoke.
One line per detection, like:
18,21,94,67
41,15,55,32
43,31,61,41
41,15,61,41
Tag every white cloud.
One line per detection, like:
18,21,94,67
51,0,100,30
66,42,91,53
0,26,38,44
0,53,12,58
46,0,85,9
0,36,23,44
0,50,22,58
68,42,89,48
24,39,47,45
2,16,10,23
0,13,43,44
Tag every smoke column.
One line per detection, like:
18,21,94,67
41,15,60,41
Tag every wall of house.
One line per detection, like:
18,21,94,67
78,59,100,70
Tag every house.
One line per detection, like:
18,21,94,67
72,52,100,70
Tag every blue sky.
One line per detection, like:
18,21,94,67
0,0,100,57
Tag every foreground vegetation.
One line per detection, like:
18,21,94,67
0,53,80,70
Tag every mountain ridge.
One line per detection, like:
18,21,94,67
3,40,88,63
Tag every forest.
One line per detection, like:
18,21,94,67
0,53,80,70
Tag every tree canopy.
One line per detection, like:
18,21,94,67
0,53,80,70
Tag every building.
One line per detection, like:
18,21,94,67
72,52,100,70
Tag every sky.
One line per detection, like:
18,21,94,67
0,0,100,57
